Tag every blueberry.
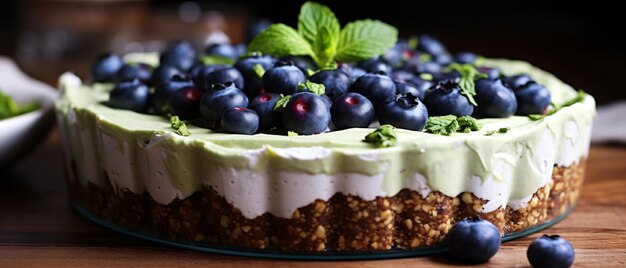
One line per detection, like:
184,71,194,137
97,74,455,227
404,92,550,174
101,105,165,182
357,57,392,74
205,43,238,60
152,76,194,115
527,235,575,268
309,69,351,100
395,81,423,101
350,72,397,105
454,52,478,64
204,66,245,91
478,66,501,80
408,78,433,101
434,71,461,83
474,79,517,118
234,43,247,58
378,93,428,131
169,86,203,120
108,80,150,113
447,217,501,263
336,62,353,75
152,65,185,87
330,93,374,130
502,74,533,90
234,53,275,99
116,63,153,85
221,107,260,134
279,56,317,75
262,61,306,95
192,64,230,91
424,81,474,116
281,92,330,135
347,67,367,83
514,82,551,115
416,61,443,75
391,70,416,83
199,82,249,124
246,18,272,43
417,34,448,56
433,53,453,66
160,41,196,71
382,40,410,67
91,53,124,83
249,93,281,132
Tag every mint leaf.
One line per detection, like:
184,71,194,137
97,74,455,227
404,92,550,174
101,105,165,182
273,94,291,111
419,53,432,63
253,63,266,78
447,63,487,106
312,25,338,67
170,115,190,136
498,127,510,133
363,124,397,147
419,73,433,81
407,36,418,50
424,115,459,136
201,55,235,65
528,90,586,121
248,23,314,58
457,115,481,133
297,81,326,95
0,90,39,120
335,19,398,63
287,131,299,136
298,1,340,46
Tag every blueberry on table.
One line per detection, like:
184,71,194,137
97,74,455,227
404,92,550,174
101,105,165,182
249,93,281,132
281,92,330,135
221,107,260,134
91,53,124,83
160,40,196,72
350,72,397,106
192,64,230,91
108,80,150,113
204,66,245,91
417,34,448,56
423,81,474,116
199,82,249,124
347,67,367,83
279,56,317,75
477,66,501,80
234,53,275,99
152,76,194,115
454,52,478,64
357,57,393,74
514,82,551,115
474,79,517,118
309,69,351,100
330,93,375,130
502,74,533,90
152,64,185,87
527,234,575,268
394,81,423,101
447,217,501,263
205,43,238,60
116,63,153,85
262,61,306,95
377,93,428,131
169,86,203,120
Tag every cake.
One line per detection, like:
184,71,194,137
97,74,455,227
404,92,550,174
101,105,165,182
55,2,595,258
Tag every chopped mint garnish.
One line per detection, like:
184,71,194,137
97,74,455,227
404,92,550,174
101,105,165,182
0,90,40,120
201,55,235,65
363,124,397,147
528,90,586,121
306,69,316,77
248,2,397,68
253,63,266,78
424,115,482,136
407,36,418,50
485,127,510,136
170,115,191,136
297,81,326,95
446,63,488,106
273,94,291,111
287,131,299,136
419,73,433,81
419,53,432,63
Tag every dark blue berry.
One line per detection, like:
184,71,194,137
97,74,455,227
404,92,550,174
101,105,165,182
221,107,260,134
169,86,203,120
395,81,423,101
416,61,443,75
152,65,185,87
357,57,392,74
433,53,453,66
205,43,238,60
417,35,448,56
152,76,194,115
204,66,245,91
434,71,461,83
391,70,416,83
514,82,551,115
192,64,230,91
234,43,247,58
108,80,150,113
199,82,249,124
234,53,275,99
478,66,501,80
382,40,410,67
474,79,517,118
347,67,367,83
116,63,153,85
378,93,428,131
454,52,478,64
527,235,575,268
281,92,330,135
249,93,281,132
309,69,351,100
279,56,317,75
424,81,474,116
350,72,397,105
447,217,501,263
503,74,532,90
408,78,433,101
91,53,124,83
160,41,196,71
262,61,306,95
246,19,272,43
330,93,374,130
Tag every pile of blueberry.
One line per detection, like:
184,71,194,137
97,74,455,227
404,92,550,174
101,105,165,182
91,33,552,135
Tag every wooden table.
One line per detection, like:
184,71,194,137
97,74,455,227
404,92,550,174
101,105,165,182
1,128,625,267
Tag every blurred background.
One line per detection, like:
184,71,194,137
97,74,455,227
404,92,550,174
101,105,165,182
0,0,623,104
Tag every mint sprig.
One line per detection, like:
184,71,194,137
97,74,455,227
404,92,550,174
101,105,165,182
253,64,266,78
0,90,40,120
363,124,397,147
201,55,235,65
273,94,291,111
170,115,191,136
424,115,482,136
297,81,326,95
248,2,398,68
528,90,587,121
446,63,487,106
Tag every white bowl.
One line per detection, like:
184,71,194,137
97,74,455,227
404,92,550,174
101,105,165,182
0,56,58,171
